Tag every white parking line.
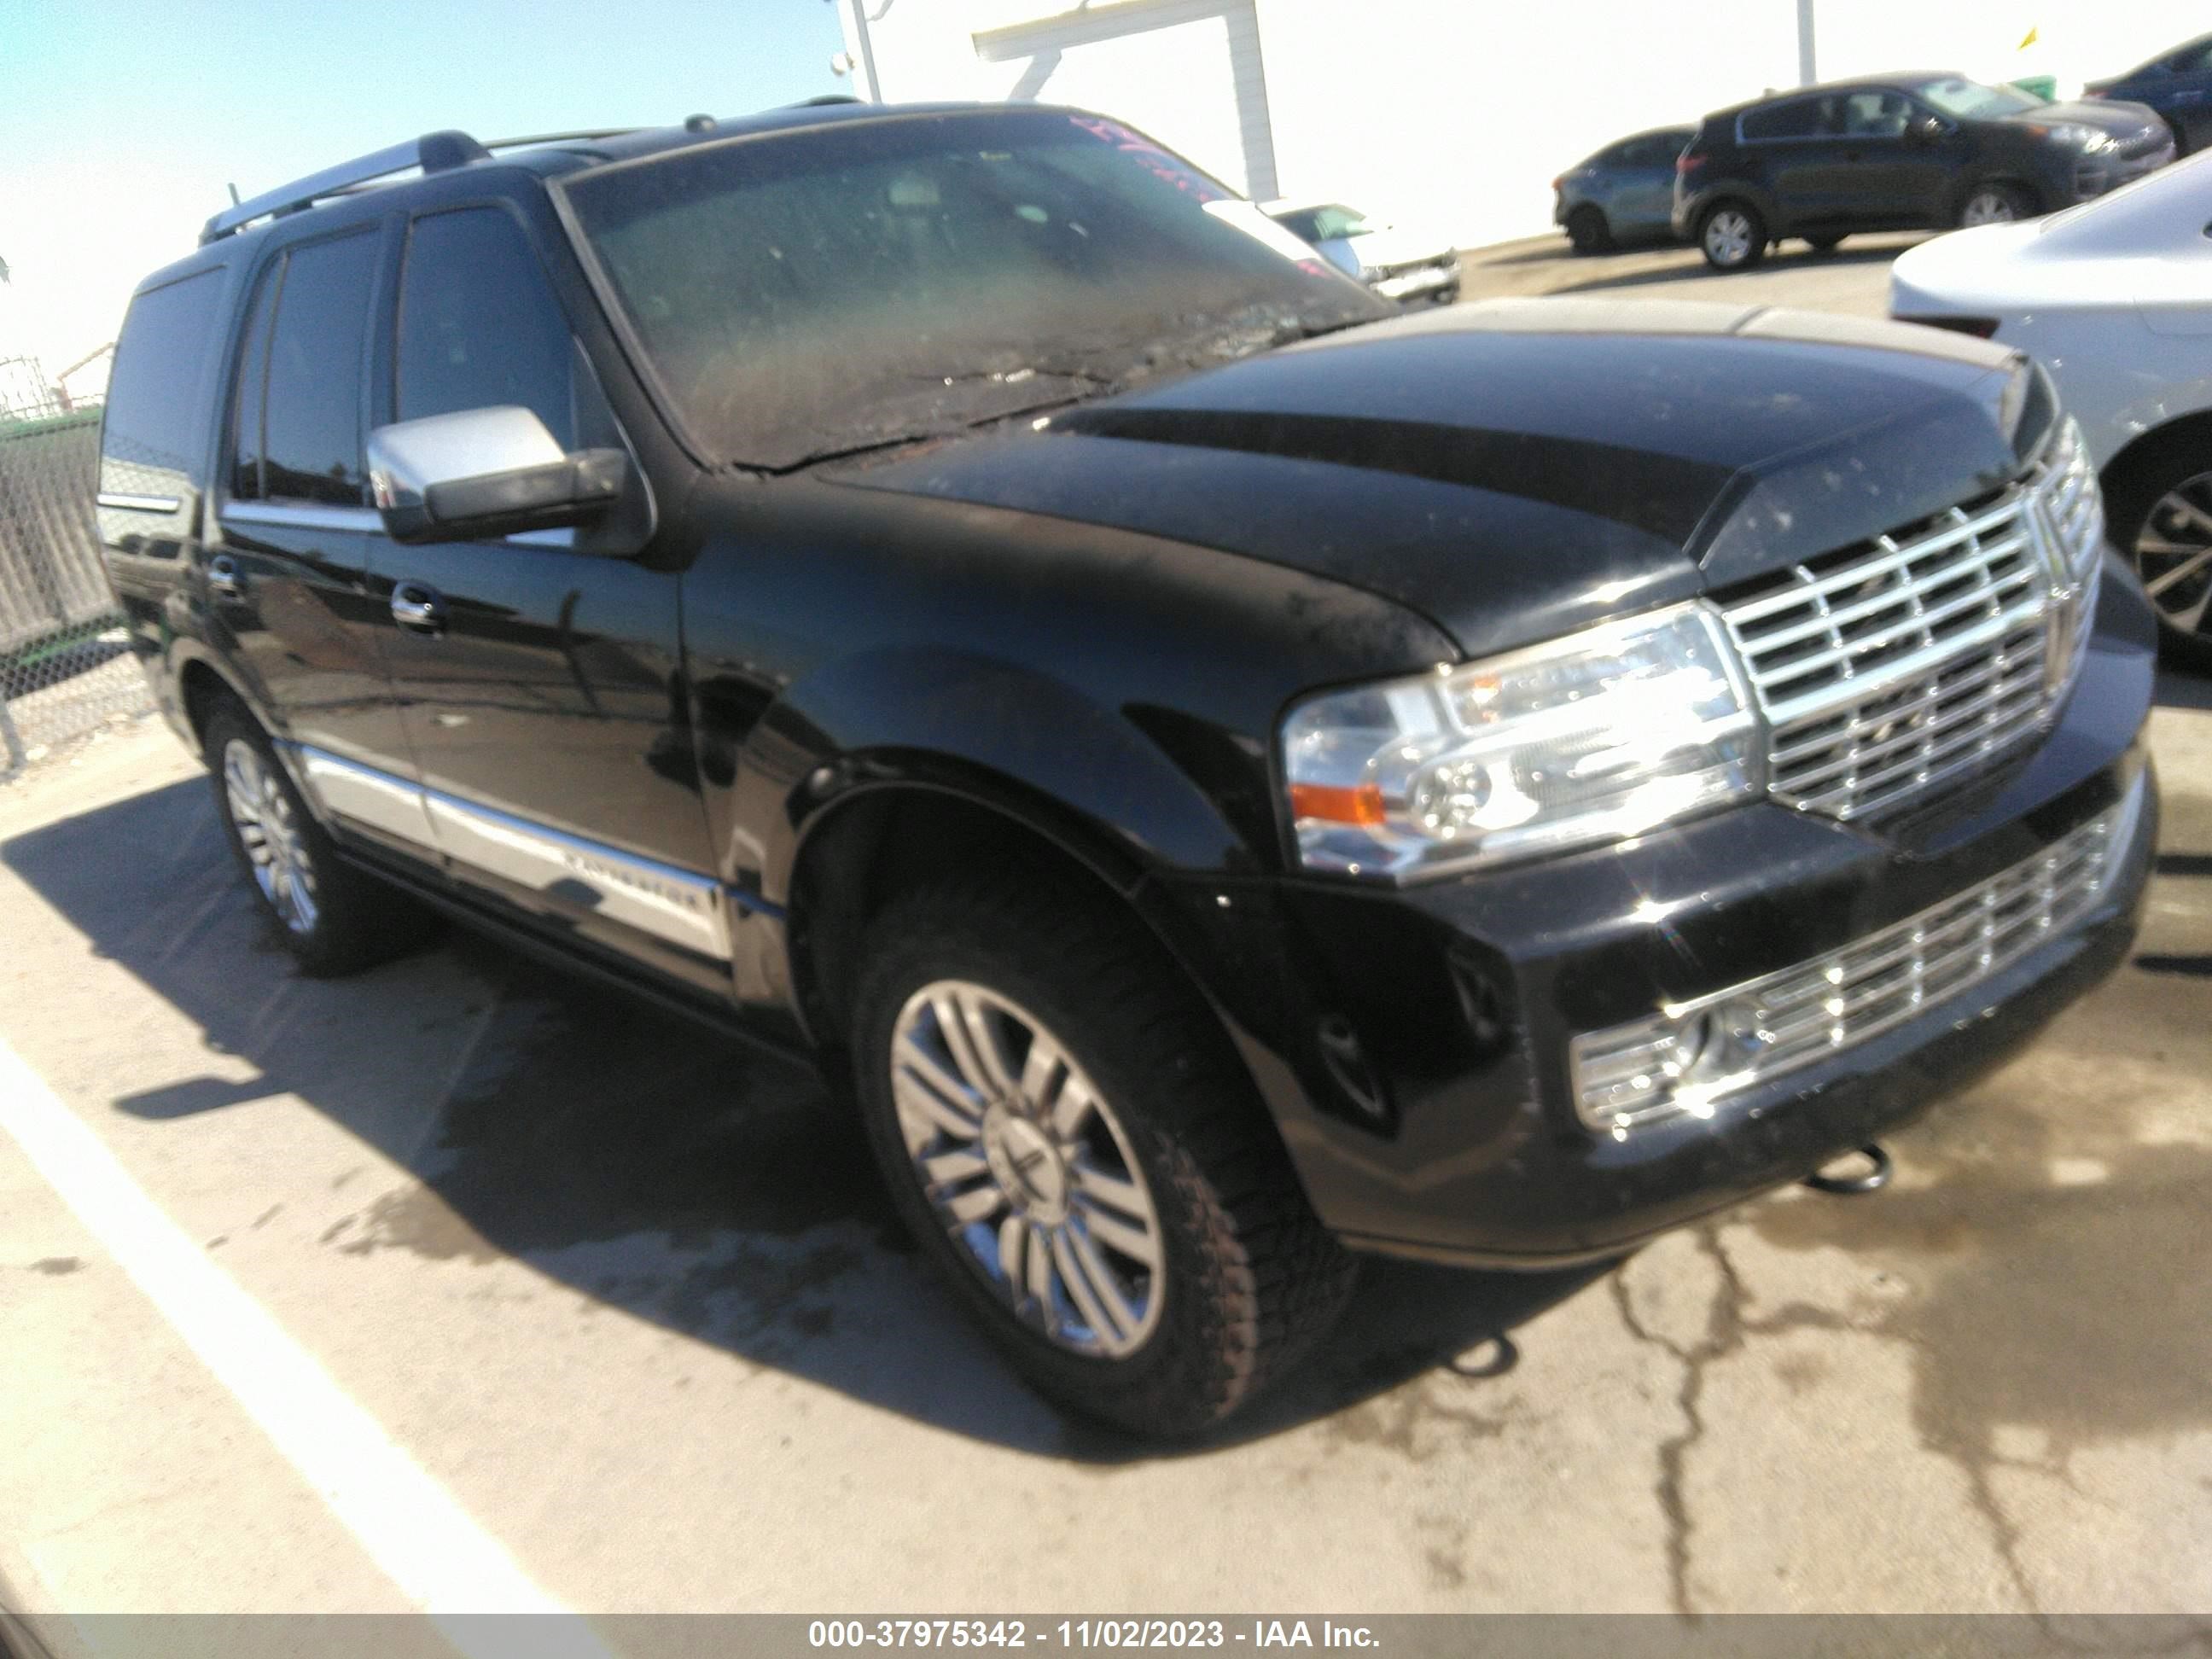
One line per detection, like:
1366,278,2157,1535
0,1036,611,1657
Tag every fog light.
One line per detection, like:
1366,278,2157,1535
1569,1010,1715,1132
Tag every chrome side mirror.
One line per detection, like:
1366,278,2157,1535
367,406,628,545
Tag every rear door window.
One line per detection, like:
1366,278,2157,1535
258,230,379,506
101,269,227,504
1742,97,1830,142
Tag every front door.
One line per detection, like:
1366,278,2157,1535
1829,90,1954,228
366,203,720,981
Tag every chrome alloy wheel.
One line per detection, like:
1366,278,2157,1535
222,739,319,935
1703,207,1755,265
890,981,1165,1358
2133,470,2212,639
1960,189,2019,226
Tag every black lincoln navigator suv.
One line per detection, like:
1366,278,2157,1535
95,102,2158,1436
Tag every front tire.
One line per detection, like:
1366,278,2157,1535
2103,433,2212,671
849,872,1356,1437
1697,201,1767,270
1959,182,2034,227
203,698,437,975
1565,206,1612,255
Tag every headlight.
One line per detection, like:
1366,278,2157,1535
2047,123,2114,152
1282,602,1762,880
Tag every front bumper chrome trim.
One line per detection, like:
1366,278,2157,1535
1570,767,2146,1131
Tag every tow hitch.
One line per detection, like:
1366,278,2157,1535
1803,1144,1893,1196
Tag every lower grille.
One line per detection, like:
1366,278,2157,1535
1569,774,2142,1130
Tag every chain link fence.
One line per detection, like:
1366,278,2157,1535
1,381,154,781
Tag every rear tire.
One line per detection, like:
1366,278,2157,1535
2103,432,2212,672
1959,182,2035,227
1565,206,1612,255
1805,233,1846,253
1697,201,1767,270
848,871,1356,1438
203,697,439,975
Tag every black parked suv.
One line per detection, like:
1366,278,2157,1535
1675,72,2175,268
2085,34,2212,155
96,102,2157,1436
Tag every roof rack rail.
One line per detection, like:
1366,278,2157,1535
480,128,640,151
200,129,492,245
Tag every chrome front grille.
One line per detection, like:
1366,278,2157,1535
1717,418,2104,822
1570,775,2142,1129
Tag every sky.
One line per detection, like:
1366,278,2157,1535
0,0,852,389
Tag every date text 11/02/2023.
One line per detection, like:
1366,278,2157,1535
806,1621,1382,1648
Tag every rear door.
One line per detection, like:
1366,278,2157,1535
207,224,421,840
367,201,723,983
1740,95,1847,226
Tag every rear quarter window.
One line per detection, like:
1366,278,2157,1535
101,269,228,504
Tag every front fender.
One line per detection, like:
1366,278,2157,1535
748,645,1264,907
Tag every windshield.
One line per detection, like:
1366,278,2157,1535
1911,76,2040,121
1271,205,1376,242
561,109,1388,468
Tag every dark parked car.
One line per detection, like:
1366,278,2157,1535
96,102,2157,1437
2086,33,2212,154
1675,72,2175,269
1553,125,1697,253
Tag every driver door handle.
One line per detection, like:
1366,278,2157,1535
390,581,447,637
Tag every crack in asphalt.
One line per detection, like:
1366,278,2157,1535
1608,1223,1922,1618
1610,1207,2212,1626
1927,1422,2042,1618
1606,1231,1718,1619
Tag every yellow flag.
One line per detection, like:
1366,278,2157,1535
2019,25,2039,49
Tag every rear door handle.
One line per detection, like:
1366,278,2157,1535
207,554,245,600
390,581,446,637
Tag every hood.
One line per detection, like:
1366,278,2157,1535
835,298,2046,659
2001,98,2168,143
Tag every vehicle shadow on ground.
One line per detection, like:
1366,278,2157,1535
1470,236,1679,270
1551,242,1910,296
2,778,1604,1460
2156,667,2212,712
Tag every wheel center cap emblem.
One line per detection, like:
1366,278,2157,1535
981,1105,1068,1225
